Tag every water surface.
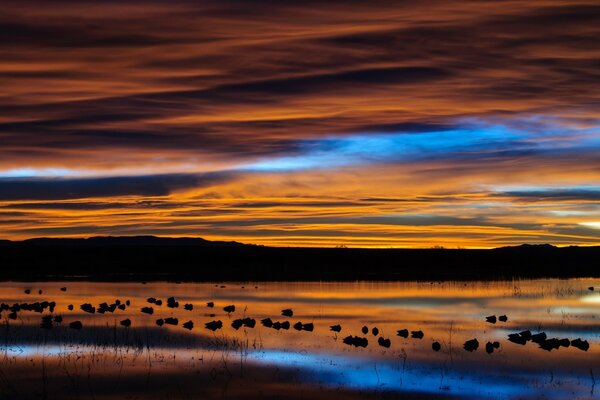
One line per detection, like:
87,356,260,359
1,279,599,399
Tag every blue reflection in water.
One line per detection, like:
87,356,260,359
246,349,576,399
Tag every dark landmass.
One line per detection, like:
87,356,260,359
0,236,598,281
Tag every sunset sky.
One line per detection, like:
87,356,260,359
1,0,599,247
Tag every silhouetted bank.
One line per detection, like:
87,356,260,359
0,237,598,281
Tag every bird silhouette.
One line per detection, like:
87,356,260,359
342,336,368,348
261,318,273,328
378,337,391,348
232,319,244,330
120,318,131,327
223,305,235,313
141,306,154,315
167,297,179,308
80,303,95,314
281,309,293,317
242,317,256,328
571,338,589,351
463,338,479,352
372,327,379,336
539,338,561,351
411,330,424,339
432,341,441,351
485,315,497,324
205,320,223,331
396,329,409,338
330,324,342,332
508,333,527,345
531,332,547,344
183,320,194,330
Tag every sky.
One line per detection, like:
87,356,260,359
0,0,599,247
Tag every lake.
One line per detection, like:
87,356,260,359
1,279,599,399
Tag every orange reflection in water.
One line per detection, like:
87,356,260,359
1,279,599,399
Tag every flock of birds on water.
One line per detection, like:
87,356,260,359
0,284,593,355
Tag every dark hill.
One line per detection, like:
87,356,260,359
0,237,598,281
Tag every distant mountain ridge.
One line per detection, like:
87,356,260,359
0,235,248,247
0,236,594,250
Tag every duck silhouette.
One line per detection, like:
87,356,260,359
378,337,391,348
242,317,256,328
232,319,244,330
261,318,273,328
508,333,527,345
141,306,154,315
519,330,532,341
183,320,194,330
330,324,342,332
120,318,131,327
80,303,95,314
531,332,547,344
432,341,441,351
372,327,379,336
223,305,235,313
281,309,293,317
463,338,479,352
343,336,368,348
167,297,179,308
485,315,497,324
539,338,561,351
205,320,223,331
396,329,409,338
411,330,424,339
571,338,589,351
302,322,314,332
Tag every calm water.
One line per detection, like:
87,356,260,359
1,279,599,399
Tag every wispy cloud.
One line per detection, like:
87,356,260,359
0,0,599,246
